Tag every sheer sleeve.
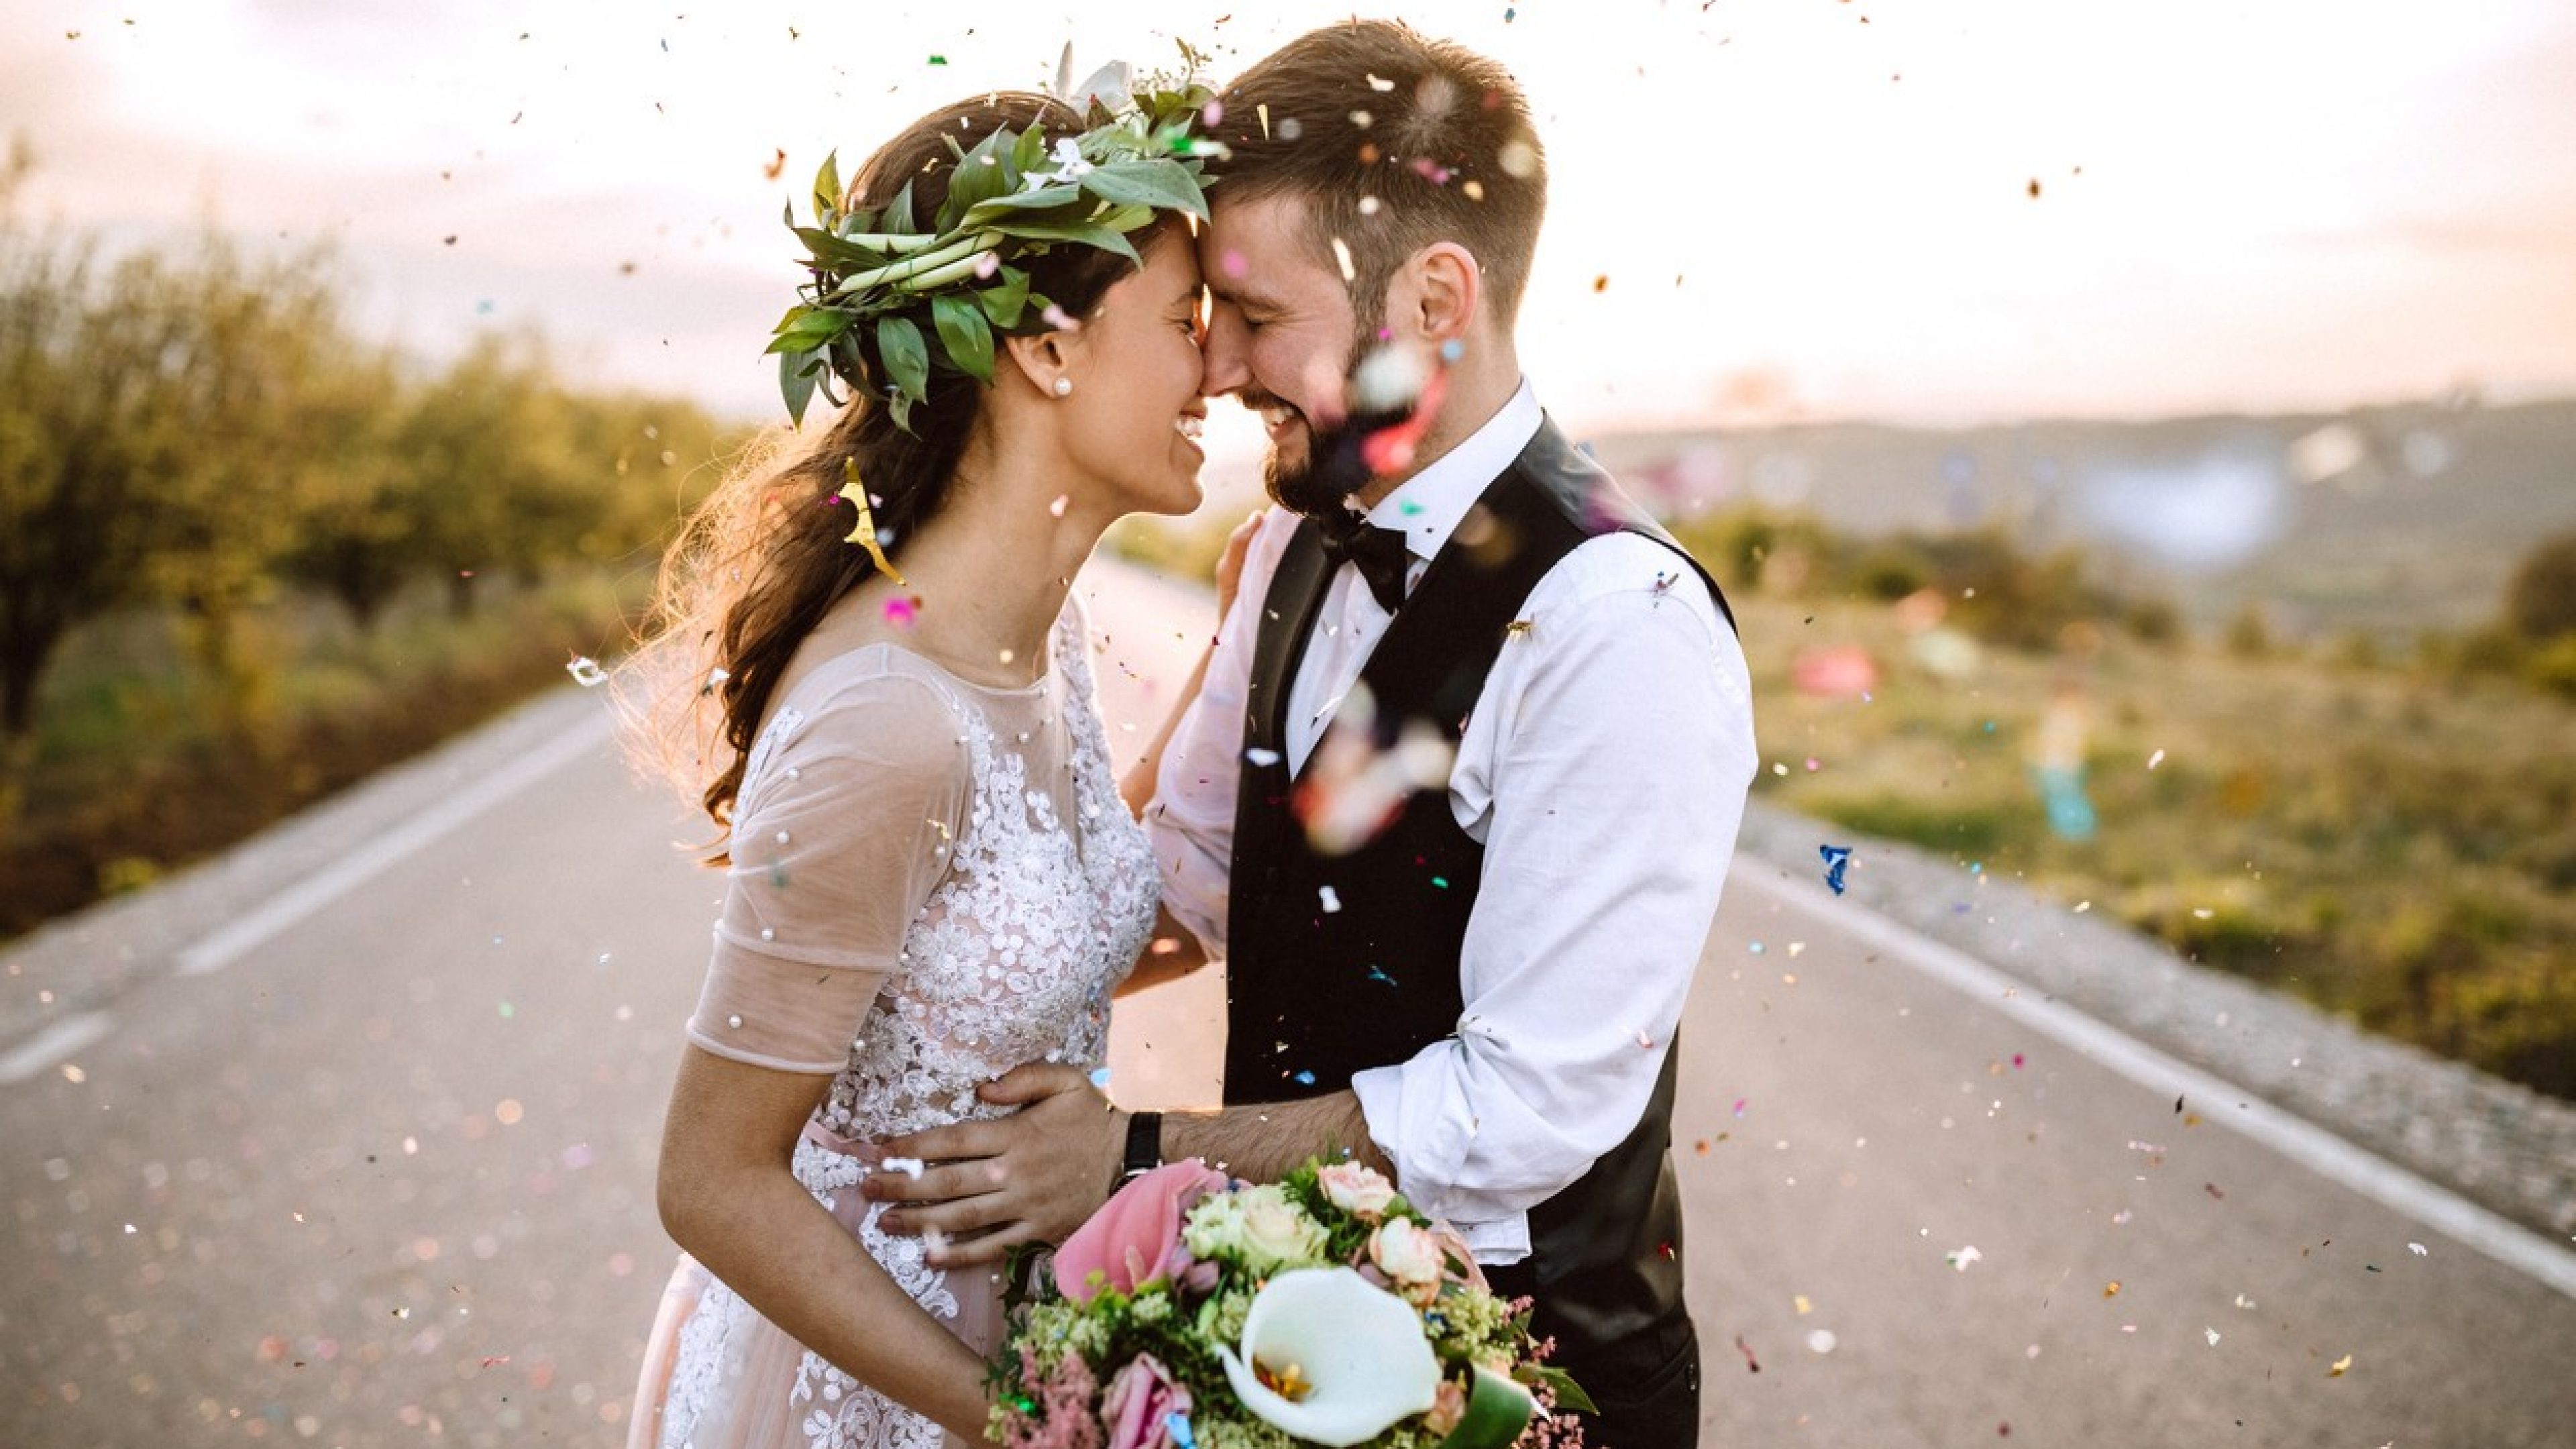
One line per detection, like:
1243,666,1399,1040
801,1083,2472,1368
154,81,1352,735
685,669,973,1073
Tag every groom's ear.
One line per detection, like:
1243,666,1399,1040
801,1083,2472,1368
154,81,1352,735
1395,241,1483,346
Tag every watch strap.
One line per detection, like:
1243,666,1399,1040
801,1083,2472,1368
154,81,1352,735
1120,1110,1164,1183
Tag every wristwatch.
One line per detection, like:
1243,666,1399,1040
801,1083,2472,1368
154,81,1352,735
1119,1110,1163,1185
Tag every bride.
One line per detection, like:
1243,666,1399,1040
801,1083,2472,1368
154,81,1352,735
618,81,1216,1448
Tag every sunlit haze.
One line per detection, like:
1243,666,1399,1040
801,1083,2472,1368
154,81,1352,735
7,0,2573,446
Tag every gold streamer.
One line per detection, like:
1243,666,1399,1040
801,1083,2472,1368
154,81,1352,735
838,458,909,587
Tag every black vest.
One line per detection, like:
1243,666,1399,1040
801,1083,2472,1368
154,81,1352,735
1222,419,1732,1400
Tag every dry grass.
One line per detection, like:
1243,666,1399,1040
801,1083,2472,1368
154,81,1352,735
1735,590,2576,1098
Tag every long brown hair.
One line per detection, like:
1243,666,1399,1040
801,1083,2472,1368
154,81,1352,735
621,91,1169,837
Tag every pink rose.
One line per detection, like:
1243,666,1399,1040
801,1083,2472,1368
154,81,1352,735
1056,1160,1230,1304
1424,1379,1468,1436
1101,1354,1193,1449
1426,1220,1489,1291
1316,1161,1398,1220
1367,1218,1445,1305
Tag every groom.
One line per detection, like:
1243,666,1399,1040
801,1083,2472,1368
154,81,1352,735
869,20,1755,1443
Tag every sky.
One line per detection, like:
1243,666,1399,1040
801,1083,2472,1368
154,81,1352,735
6,0,2575,443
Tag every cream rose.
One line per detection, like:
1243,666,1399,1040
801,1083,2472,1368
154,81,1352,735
1191,1185,1331,1274
1316,1162,1398,1220
1238,1185,1331,1273
1368,1218,1446,1305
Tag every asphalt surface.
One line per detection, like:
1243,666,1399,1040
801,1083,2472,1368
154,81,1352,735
3,559,2570,1448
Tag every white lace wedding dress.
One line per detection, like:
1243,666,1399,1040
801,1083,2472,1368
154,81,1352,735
627,599,1159,1449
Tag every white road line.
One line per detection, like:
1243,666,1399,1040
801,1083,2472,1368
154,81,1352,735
0,1011,117,1085
175,708,616,977
1730,862,2576,1301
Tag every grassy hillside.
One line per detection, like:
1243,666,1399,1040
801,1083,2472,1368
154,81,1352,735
1587,396,2576,639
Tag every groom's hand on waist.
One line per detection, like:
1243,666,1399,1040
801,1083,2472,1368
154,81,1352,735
863,1062,1122,1267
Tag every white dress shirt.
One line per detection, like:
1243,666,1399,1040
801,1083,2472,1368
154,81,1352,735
1145,380,1758,1263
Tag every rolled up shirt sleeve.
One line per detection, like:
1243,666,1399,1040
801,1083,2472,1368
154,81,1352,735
1349,537,1756,1258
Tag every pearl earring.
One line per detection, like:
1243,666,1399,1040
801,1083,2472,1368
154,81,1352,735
1051,376,1073,397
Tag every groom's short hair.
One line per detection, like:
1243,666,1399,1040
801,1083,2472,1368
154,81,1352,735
1208,19,1547,332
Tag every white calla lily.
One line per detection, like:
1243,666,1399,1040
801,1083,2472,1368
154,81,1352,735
1217,1267,1441,1446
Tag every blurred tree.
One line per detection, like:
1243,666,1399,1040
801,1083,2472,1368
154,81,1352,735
400,333,602,616
2504,529,2576,642
0,210,321,742
275,343,417,630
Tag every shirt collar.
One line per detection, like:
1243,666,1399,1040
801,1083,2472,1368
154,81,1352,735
1357,377,1542,563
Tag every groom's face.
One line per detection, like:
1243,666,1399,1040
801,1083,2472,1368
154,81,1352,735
1197,192,1373,512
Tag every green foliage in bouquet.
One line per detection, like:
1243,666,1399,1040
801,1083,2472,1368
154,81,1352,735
766,73,1217,431
990,1157,1589,1449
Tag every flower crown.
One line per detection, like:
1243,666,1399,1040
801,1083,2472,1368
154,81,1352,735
767,60,1220,431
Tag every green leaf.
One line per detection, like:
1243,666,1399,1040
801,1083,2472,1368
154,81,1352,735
885,388,916,435
1012,122,1048,175
953,183,1085,229
765,307,850,355
877,314,929,402
982,217,1140,266
885,179,918,235
779,348,820,427
930,294,994,383
810,152,841,223
1079,159,1208,219
792,227,893,272
975,266,1030,329
1521,1363,1596,1417
1432,1365,1538,1449
938,127,1018,229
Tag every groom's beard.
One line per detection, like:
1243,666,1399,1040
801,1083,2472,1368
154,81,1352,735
1258,333,1393,518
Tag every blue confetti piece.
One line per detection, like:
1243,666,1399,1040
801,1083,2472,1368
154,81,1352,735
1293,1069,1316,1086
1819,844,1852,896
1365,965,1397,987
1088,1066,1112,1089
1166,1413,1198,1449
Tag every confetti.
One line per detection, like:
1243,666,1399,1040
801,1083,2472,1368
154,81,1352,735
1318,885,1342,914
879,1156,927,1179
2147,748,2165,769
2204,1328,2221,1347
1805,1328,1836,1354
2102,1281,2121,1298
2408,1242,2427,1255
1819,844,1852,895
2326,1354,2351,1377
763,148,787,180
1793,1294,1813,1316
1947,1245,1983,1272
1244,747,1282,767
1732,1334,1761,1373
1088,1067,1112,1089
566,655,607,687
883,595,920,627
1291,1070,1316,1086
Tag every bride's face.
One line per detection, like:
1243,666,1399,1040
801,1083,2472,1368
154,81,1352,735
1196,193,1366,500
1057,232,1210,518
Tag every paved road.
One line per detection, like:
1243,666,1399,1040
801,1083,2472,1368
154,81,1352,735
3,559,2570,1448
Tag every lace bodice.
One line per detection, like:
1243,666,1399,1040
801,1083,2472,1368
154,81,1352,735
726,601,1159,1143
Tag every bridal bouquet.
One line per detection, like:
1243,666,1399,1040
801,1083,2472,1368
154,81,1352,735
989,1159,1587,1449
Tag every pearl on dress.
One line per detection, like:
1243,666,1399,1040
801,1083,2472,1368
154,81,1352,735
760,928,775,941
726,1014,743,1029
775,830,791,845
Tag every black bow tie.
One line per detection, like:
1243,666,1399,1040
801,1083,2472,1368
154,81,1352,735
1314,512,1413,614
